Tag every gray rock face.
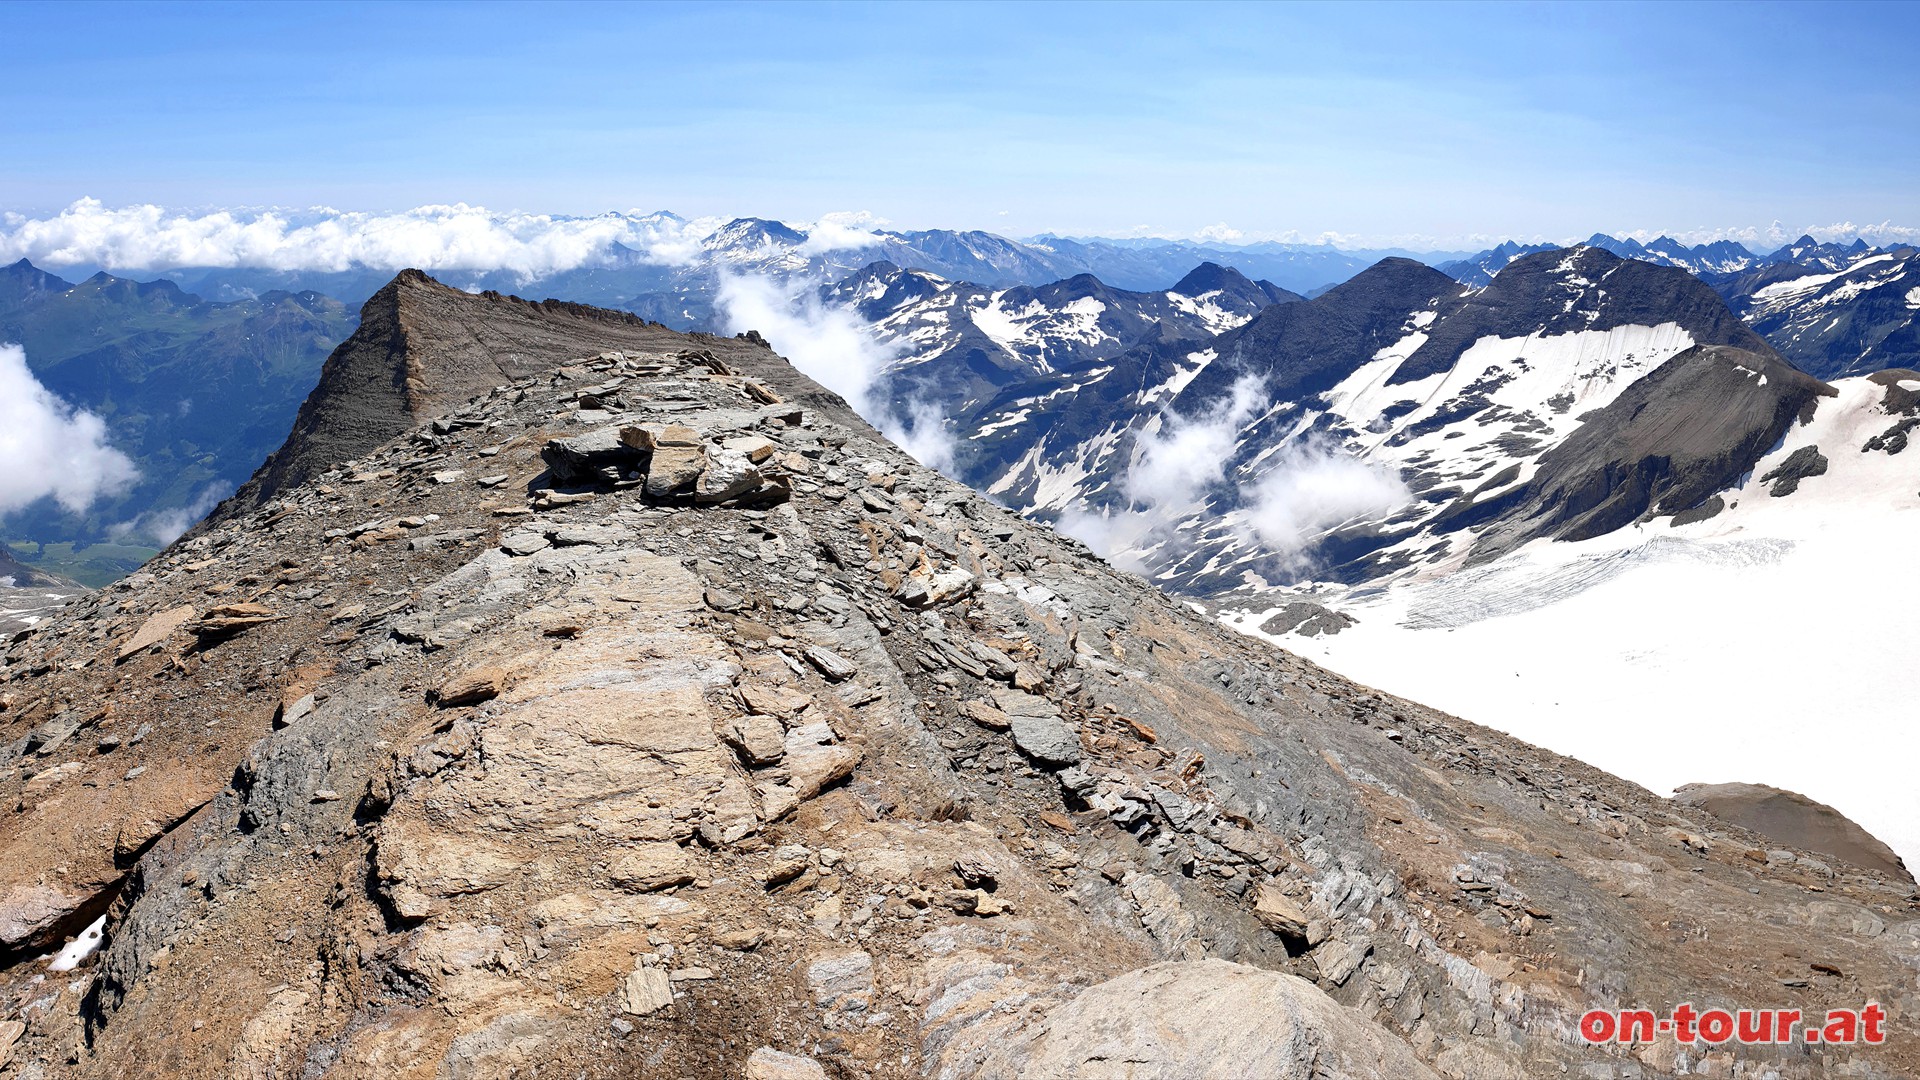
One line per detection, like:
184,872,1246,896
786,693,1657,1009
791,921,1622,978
1008,712,1080,766
1257,600,1355,638
994,688,1081,765
805,949,873,1010
968,959,1438,1080
1760,444,1830,497
540,427,636,483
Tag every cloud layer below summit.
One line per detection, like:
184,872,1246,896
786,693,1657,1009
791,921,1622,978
0,201,893,278
4,200,1918,277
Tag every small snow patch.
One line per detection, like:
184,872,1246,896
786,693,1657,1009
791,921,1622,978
48,913,107,971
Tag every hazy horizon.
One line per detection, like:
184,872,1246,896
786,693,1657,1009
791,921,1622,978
1,198,1914,280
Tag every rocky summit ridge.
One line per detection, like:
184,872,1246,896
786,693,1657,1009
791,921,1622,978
0,274,1915,1078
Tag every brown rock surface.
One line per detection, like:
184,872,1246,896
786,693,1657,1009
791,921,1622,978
1676,781,1913,884
114,605,196,662
0,274,1913,1079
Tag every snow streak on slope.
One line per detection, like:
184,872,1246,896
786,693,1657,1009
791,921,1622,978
1750,254,1897,303
1230,370,1920,872
1333,321,1696,495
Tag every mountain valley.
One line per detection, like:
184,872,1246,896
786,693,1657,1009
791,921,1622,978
0,260,354,584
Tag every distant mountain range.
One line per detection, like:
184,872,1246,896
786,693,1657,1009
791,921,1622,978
72,216,1466,320
807,238,1911,630
1438,232,1920,378
3,216,1916,585
862,245,1834,593
1709,240,1920,378
1438,232,1770,286
824,260,1300,423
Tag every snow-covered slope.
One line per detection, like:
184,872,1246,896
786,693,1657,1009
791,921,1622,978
1232,367,1920,871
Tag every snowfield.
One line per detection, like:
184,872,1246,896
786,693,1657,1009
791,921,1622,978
1231,372,1920,872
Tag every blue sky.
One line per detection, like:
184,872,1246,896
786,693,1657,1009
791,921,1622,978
2,0,1916,247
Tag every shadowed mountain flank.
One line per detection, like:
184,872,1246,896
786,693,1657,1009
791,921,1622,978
1177,257,1461,410
1466,345,1836,561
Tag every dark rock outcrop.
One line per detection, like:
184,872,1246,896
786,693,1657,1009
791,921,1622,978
1467,345,1836,561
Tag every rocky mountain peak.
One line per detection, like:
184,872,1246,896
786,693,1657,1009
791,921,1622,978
1388,244,1777,387
704,217,809,253
0,259,75,302
1170,261,1302,307
1169,260,1248,295
211,269,864,523
1169,256,1457,410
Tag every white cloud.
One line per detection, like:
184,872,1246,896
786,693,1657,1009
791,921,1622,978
111,482,229,546
892,399,957,477
8,200,1918,273
0,199,930,280
711,274,958,475
0,199,724,278
1794,221,1920,247
798,211,890,256
1055,380,1407,576
1123,375,1267,509
1056,375,1269,569
1238,435,1409,562
0,343,138,515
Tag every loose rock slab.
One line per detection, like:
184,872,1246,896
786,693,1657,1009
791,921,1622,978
745,1047,828,1080
116,605,196,662
976,959,1438,1080
622,967,673,1015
